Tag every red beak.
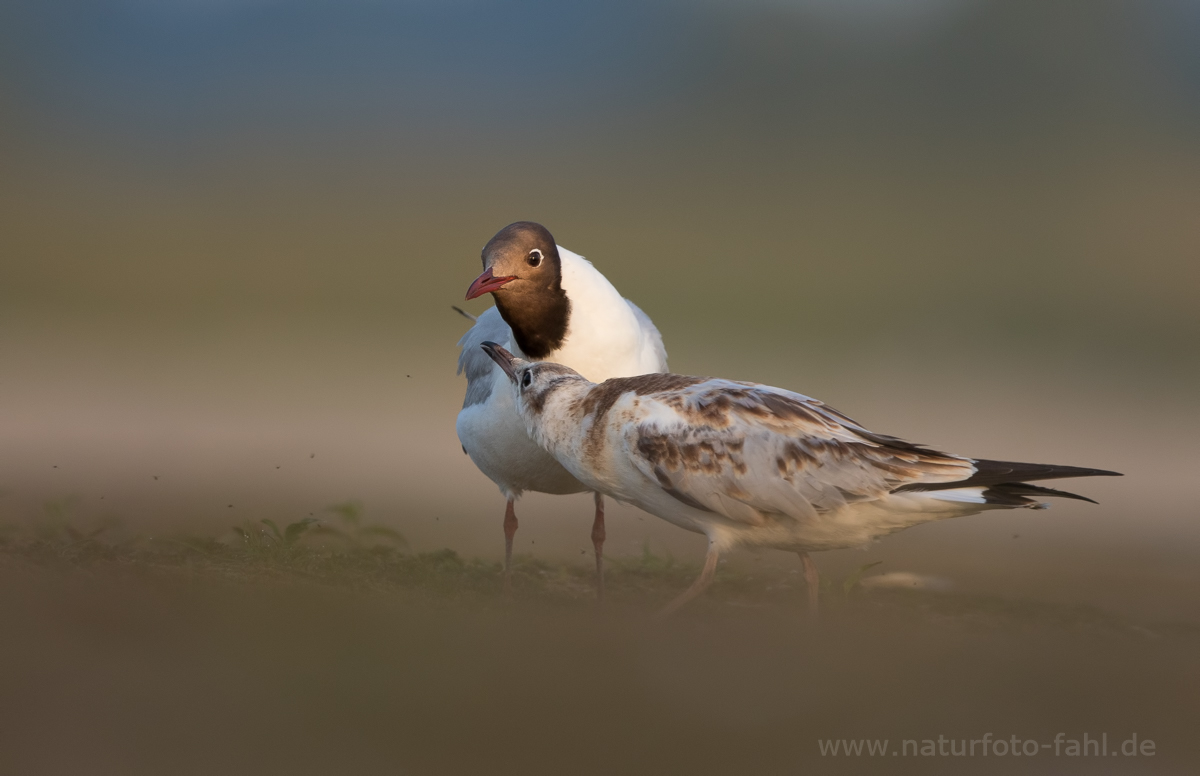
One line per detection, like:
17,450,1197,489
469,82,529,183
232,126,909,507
465,267,518,300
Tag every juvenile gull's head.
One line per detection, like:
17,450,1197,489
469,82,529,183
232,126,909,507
479,341,583,416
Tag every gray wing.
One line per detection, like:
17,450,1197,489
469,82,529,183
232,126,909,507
456,306,512,408
625,298,669,372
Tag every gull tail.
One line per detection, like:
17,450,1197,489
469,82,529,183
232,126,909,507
896,459,1122,507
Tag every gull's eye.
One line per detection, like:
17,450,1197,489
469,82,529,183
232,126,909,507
522,371,533,388
526,249,543,267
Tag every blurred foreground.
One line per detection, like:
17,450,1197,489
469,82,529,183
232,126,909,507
1,519,1197,776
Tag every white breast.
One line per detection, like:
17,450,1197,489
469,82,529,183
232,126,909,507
456,366,585,498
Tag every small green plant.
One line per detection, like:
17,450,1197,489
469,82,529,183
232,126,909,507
231,517,317,551
309,501,407,548
266,517,318,547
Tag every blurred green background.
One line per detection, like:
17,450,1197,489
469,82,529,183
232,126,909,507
1,2,1198,772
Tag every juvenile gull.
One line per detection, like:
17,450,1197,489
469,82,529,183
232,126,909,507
480,344,1121,616
456,222,668,596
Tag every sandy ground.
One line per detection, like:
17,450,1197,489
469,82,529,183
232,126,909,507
0,545,1196,776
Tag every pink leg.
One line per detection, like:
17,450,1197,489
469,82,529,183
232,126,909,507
503,498,517,595
591,493,606,602
656,541,720,619
798,551,819,617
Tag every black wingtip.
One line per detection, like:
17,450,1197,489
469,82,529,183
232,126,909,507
983,482,1101,506
899,460,1122,494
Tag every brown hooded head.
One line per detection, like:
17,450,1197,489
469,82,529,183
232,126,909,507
465,221,569,359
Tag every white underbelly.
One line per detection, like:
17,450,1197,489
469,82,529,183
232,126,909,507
457,388,585,498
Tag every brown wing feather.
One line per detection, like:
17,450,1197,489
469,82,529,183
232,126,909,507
624,380,977,523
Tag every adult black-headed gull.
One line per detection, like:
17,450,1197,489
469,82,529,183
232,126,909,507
456,222,668,596
479,344,1121,616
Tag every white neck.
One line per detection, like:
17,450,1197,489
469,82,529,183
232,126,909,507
545,247,647,381
518,377,595,467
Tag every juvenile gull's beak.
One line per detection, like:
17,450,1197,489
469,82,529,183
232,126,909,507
465,267,518,300
480,341,520,383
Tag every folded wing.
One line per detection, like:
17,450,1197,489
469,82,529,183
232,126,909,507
623,380,976,524
457,307,512,408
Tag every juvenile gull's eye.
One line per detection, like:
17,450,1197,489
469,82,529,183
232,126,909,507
522,371,533,388
526,250,542,267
